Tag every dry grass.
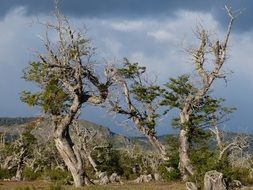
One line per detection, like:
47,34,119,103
1,181,252,190
0,181,185,190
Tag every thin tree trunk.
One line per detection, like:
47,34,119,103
87,154,98,173
15,163,22,181
214,125,223,150
210,115,223,150
133,117,169,161
146,135,169,161
15,147,25,181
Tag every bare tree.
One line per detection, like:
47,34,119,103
219,135,248,161
21,5,111,187
0,118,42,180
71,121,109,175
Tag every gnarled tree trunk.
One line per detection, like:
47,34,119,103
53,112,91,187
54,132,85,187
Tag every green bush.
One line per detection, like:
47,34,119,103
23,167,42,180
158,164,181,181
43,168,71,183
92,144,124,176
0,167,14,179
189,146,219,184
158,135,181,181
223,166,252,186
189,147,253,186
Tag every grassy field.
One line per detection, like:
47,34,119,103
0,181,185,190
1,181,253,190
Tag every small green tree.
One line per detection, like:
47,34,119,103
162,74,236,180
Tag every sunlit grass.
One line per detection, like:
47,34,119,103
0,181,185,190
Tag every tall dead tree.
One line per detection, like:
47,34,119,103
107,59,169,161
162,6,238,180
71,121,108,175
21,6,111,187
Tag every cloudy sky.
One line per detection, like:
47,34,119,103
0,0,252,135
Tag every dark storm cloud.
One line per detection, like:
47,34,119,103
0,0,252,31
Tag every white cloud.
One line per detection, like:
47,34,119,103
147,30,174,42
110,20,147,32
0,7,253,133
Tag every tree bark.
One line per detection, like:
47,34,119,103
213,124,223,150
204,170,227,190
178,109,194,180
87,154,98,172
54,116,89,187
133,117,169,161
146,134,168,161
15,164,22,181
54,136,85,187
15,146,25,181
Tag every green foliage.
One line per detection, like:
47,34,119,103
118,58,146,80
22,62,47,83
21,126,37,155
92,144,123,175
131,84,163,104
224,167,252,186
23,167,41,181
159,164,181,181
189,145,253,186
116,59,164,136
21,71,69,115
162,75,236,129
119,153,151,180
161,75,195,110
118,154,141,180
189,146,219,184
0,167,15,179
162,74,236,158
159,135,181,181
43,169,71,182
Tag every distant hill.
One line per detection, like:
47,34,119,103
0,117,157,153
0,117,252,153
0,117,35,126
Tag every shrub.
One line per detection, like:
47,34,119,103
158,135,181,181
189,147,253,186
23,167,42,180
43,168,71,183
0,167,14,179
